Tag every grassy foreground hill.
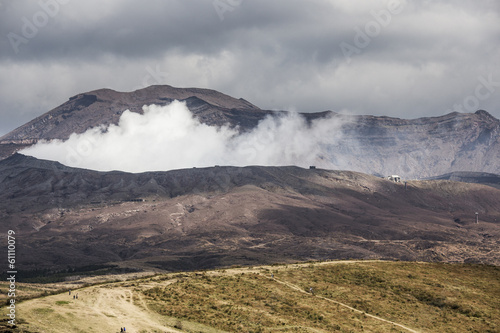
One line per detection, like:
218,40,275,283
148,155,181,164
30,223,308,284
1,260,499,332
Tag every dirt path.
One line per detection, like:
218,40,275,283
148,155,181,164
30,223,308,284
267,275,420,333
19,283,182,333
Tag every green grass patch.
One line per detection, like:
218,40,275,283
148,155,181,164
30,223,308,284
32,307,55,314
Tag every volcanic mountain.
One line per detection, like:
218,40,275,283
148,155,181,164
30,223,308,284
1,153,499,273
1,85,499,179
0,85,499,274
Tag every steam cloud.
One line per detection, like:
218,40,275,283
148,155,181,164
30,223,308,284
21,101,345,172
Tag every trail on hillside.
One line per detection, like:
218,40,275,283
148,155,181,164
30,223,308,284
18,260,423,332
266,275,420,333
19,283,182,333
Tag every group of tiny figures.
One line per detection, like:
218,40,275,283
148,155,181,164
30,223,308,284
68,290,79,299
65,276,314,332
69,289,127,331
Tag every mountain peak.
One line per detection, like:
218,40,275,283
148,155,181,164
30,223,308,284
474,109,497,120
0,85,263,144
87,85,262,110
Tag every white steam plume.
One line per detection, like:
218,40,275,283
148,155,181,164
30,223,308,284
20,101,345,172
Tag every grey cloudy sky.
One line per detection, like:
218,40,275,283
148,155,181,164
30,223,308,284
0,0,499,137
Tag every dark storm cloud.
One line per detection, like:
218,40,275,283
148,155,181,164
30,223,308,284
0,0,499,137
1,1,334,60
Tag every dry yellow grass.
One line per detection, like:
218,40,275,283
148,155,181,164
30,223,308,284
2,260,499,332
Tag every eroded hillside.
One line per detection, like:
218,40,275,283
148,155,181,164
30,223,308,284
1,154,499,272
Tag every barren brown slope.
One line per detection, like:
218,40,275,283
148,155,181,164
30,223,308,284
0,154,499,274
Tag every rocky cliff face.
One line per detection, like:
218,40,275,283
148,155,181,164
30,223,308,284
0,85,498,178
330,110,500,179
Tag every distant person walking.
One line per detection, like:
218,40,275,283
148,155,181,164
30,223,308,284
309,287,314,295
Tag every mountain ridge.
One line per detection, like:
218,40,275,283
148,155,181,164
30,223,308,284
0,85,499,179
0,85,262,143
424,171,500,189
1,153,499,271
